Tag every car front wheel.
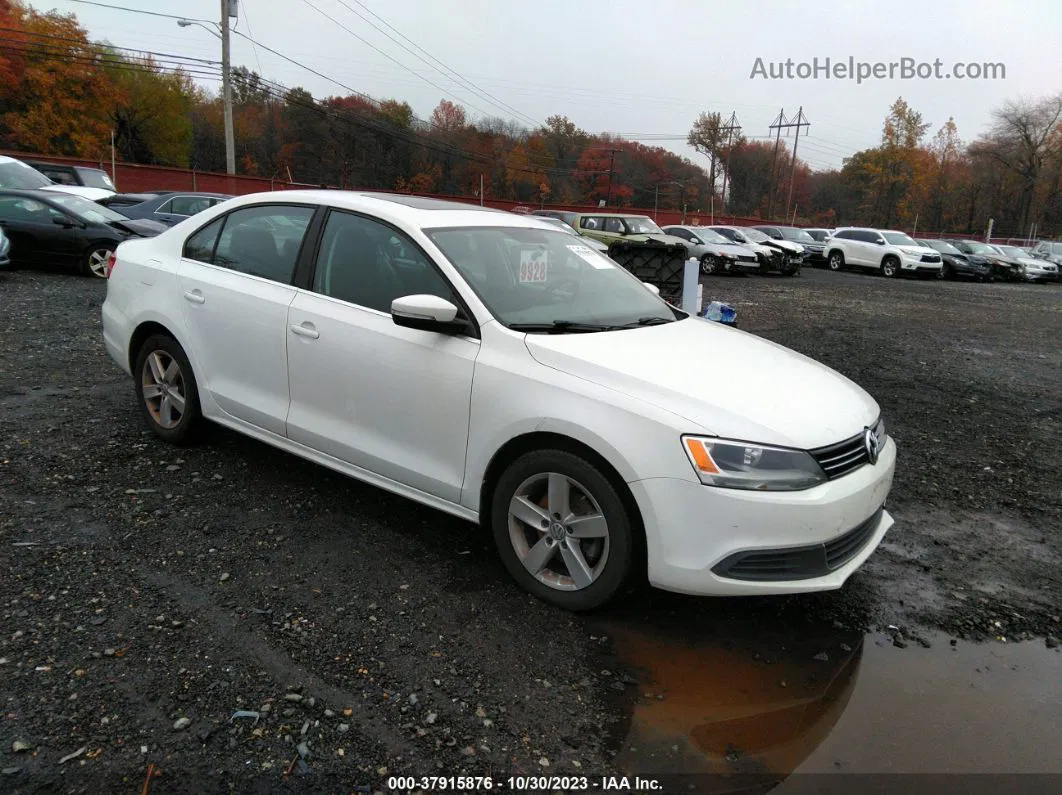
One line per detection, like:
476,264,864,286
881,256,900,278
134,334,202,445
827,251,844,271
700,255,715,275
491,449,635,611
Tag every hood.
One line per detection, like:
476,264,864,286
638,233,693,249
40,184,114,201
109,218,168,236
765,239,804,254
523,318,879,449
897,245,939,256
703,241,759,259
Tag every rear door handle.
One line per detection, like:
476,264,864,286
290,322,319,340
184,290,205,304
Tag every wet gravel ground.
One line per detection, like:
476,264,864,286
1,265,1060,791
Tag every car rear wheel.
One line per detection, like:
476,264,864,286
134,334,202,445
491,449,634,611
82,244,114,278
881,256,900,278
700,255,715,275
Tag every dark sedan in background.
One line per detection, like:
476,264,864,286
917,239,992,281
944,238,1024,281
755,225,825,265
0,189,166,277
101,191,232,226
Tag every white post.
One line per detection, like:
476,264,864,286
480,173,484,206
110,129,116,187
985,218,994,243
682,257,701,315
912,212,918,237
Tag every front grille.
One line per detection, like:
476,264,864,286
810,434,869,479
713,506,885,581
738,253,757,262
920,253,942,263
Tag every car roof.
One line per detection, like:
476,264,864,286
212,190,559,230
0,188,62,200
571,211,652,219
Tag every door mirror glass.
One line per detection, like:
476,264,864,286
391,294,468,334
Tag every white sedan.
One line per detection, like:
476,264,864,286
101,191,896,610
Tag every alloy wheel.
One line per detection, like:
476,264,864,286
507,472,610,592
141,350,187,430
700,256,715,275
87,248,112,278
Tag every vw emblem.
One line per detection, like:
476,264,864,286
863,427,880,465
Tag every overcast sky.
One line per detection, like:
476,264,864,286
34,0,1062,171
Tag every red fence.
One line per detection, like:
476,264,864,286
3,150,1050,243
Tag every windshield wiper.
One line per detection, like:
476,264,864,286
508,320,620,334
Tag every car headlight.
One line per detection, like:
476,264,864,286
681,436,827,491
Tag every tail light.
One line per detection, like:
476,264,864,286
105,250,117,278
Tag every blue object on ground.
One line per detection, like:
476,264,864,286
702,301,737,325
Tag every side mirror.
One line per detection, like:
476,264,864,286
875,238,886,245
52,216,77,228
643,282,660,295
391,294,469,334
690,237,702,245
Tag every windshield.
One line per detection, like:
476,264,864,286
693,228,731,245
44,193,130,224
925,240,961,254
805,230,827,241
622,216,663,234
537,217,576,234
427,226,675,330
0,160,53,189
780,228,815,243
964,241,995,254
882,232,918,246
76,168,116,190
1046,242,1062,254
740,228,769,243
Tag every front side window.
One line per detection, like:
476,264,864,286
0,196,55,222
312,210,455,313
212,205,314,282
604,218,625,234
427,226,674,330
624,216,663,234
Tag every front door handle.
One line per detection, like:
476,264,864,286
290,322,319,339
184,290,205,304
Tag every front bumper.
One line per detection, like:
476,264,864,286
1023,266,1058,281
631,437,896,596
901,256,942,274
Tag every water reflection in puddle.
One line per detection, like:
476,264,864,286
599,611,1062,793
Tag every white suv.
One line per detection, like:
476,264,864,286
824,228,942,278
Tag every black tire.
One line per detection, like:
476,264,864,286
133,334,202,445
940,263,952,280
699,255,715,276
490,449,635,611
827,251,844,271
81,243,114,279
880,256,900,278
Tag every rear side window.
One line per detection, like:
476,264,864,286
183,217,224,262
189,205,315,283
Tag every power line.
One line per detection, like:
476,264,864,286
62,0,211,24
296,0,505,125
334,0,541,128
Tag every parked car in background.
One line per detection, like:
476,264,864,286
0,189,166,277
102,190,896,611
99,191,175,210
944,239,1022,281
1030,240,1062,267
25,160,117,194
662,225,761,275
755,225,824,265
0,155,115,202
803,228,833,243
824,228,942,278
990,244,1058,282
571,213,689,254
708,225,802,275
916,239,992,281
107,191,233,227
530,215,610,252
531,209,579,228
0,226,10,270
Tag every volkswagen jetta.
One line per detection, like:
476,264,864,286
101,191,896,610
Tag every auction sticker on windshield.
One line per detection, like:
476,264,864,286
567,244,613,269
519,249,548,282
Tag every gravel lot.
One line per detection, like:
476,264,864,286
1,265,1059,791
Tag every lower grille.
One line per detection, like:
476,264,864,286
920,253,942,263
713,506,885,582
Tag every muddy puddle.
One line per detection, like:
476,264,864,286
597,615,1062,793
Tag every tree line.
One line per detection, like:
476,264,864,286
1,1,1060,236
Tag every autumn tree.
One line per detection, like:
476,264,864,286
687,112,726,197
105,54,194,167
0,2,118,156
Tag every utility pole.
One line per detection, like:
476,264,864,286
784,107,809,221
718,112,741,212
605,149,618,205
221,0,236,175
765,109,786,220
